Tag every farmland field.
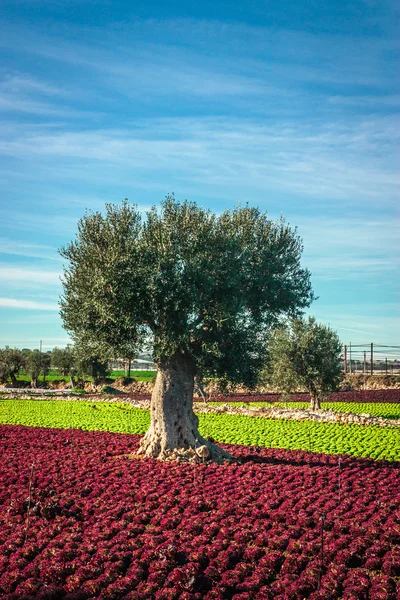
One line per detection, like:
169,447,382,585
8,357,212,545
0,400,399,461
200,389,400,404
0,425,399,600
208,402,400,420
0,395,399,599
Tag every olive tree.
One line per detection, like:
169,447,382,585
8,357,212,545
51,345,78,387
73,343,110,385
60,196,314,460
0,347,26,385
26,350,51,388
267,316,343,409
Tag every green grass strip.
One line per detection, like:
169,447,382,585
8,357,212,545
13,369,156,383
0,400,398,461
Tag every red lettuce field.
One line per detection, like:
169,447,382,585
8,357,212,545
115,389,400,403
194,389,400,403
1,425,399,600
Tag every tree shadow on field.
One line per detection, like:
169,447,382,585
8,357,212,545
237,452,400,471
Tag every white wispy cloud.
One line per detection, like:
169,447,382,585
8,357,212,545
0,298,58,310
0,17,396,133
309,259,395,279
0,72,104,118
292,291,400,342
0,266,61,285
0,117,398,204
1,18,396,90
0,74,60,96
0,210,79,236
1,27,273,100
0,95,79,117
0,238,60,261
297,217,400,251
296,215,399,280
306,312,400,345
0,16,397,209
334,326,377,335
328,94,400,108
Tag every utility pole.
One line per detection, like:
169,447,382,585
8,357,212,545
39,340,42,353
385,358,388,375
370,343,373,375
364,351,366,374
344,345,347,374
349,342,352,374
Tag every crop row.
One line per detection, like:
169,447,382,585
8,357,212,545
208,402,400,420
200,413,400,462
1,400,399,461
199,389,400,404
0,425,399,600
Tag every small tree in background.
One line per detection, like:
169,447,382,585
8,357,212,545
0,348,10,384
267,316,343,409
51,345,77,387
0,347,26,385
27,351,41,388
60,196,314,460
42,352,51,383
120,346,137,382
74,343,110,385
87,328,142,384
26,351,50,388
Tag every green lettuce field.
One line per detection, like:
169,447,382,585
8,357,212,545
210,401,400,419
1,399,398,461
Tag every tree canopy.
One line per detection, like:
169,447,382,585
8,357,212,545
0,347,26,385
60,196,314,388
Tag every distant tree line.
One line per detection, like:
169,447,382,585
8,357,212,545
0,345,110,388
0,316,343,409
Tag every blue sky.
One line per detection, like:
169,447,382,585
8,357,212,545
0,0,398,351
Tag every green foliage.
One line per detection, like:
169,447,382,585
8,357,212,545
51,345,77,383
26,351,51,387
60,196,314,385
74,343,110,384
0,400,398,461
0,347,26,384
101,385,122,394
51,344,80,387
266,316,343,402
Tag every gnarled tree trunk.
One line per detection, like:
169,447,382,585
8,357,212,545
138,353,231,462
310,391,321,410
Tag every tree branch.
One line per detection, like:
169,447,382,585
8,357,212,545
144,319,159,333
